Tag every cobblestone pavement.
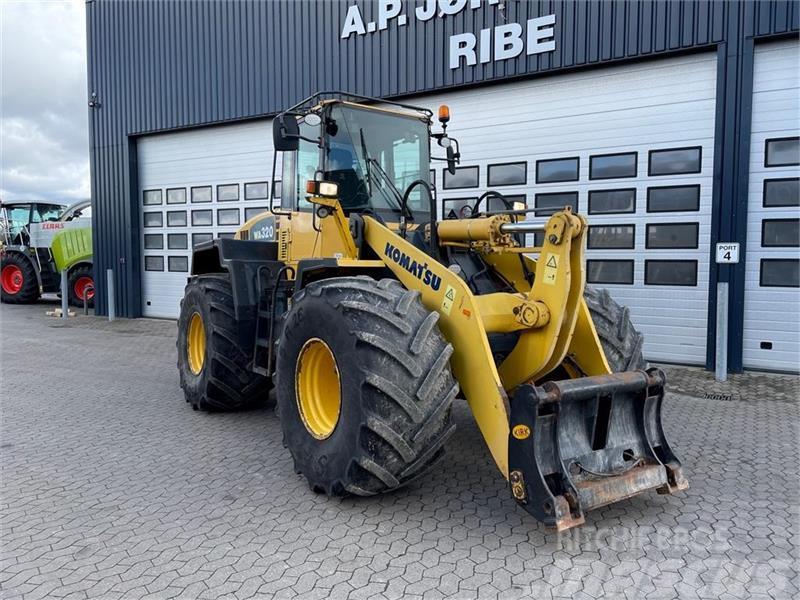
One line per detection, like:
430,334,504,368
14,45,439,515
1,302,798,600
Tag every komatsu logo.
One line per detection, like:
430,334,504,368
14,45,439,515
384,242,442,291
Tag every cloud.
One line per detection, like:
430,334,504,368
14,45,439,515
0,0,89,204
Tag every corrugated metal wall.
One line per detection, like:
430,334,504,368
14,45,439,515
86,0,798,319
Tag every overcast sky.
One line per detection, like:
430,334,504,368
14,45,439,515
1,0,89,204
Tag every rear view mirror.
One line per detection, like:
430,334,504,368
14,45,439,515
447,144,457,175
273,114,300,151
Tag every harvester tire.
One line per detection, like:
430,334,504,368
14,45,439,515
276,277,458,497
584,286,647,372
177,274,271,411
0,253,40,304
67,264,95,308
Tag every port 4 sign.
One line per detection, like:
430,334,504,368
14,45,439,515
716,242,740,264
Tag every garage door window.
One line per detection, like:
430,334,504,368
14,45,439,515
588,189,636,214
145,256,164,271
168,256,189,272
588,225,635,249
645,260,697,286
587,260,634,284
143,212,163,227
143,190,162,205
167,233,188,249
589,152,637,179
442,198,477,219
144,234,163,249
760,259,799,287
647,185,700,212
245,207,269,221
217,184,239,202
191,210,212,226
648,147,702,175
490,194,525,212
166,188,186,204
535,192,578,215
487,162,527,186
192,233,213,247
245,182,269,200
443,166,479,189
765,137,800,167
646,222,699,249
272,180,282,200
536,157,579,183
167,211,187,227
191,186,212,203
762,219,799,247
217,208,240,226
763,178,799,207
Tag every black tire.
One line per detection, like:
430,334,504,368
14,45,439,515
276,277,458,497
584,285,647,372
0,253,39,304
67,264,95,308
177,274,271,411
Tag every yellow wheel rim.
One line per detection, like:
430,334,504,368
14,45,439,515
187,312,206,375
295,338,341,439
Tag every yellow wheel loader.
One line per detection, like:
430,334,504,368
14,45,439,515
177,92,687,530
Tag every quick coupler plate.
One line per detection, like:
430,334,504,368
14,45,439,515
508,368,688,531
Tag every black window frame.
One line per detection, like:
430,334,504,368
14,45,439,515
190,185,212,203
441,197,479,219
645,222,699,249
589,152,638,180
587,224,636,250
586,259,635,285
244,181,270,201
646,184,701,213
763,177,800,208
244,207,270,222
534,191,579,215
765,136,800,168
167,233,189,250
648,146,703,176
487,161,528,187
166,210,188,227
143,189,163,206
191,209,213,226
588,188,637,215
761,218,800,248
216,183,240,202
645,260,698,286
168,256,189,273
143,212,163,228
165,187,187,205
760,258,800,288
144,256,164,271
216,207,241,226
535,157,580,184
272,180,282,200
443,165,480,190
143,233,164,249
192,232,214,247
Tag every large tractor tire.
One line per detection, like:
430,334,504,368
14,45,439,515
0,253,40,304
67,264,95,308
584,286,647,372
275,277,458,497
177,274,271,411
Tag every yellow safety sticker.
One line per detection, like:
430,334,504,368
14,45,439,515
512,424,531,440
441,284,456,316
543,253,559,286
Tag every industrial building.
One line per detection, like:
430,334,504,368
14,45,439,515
85,0,799,372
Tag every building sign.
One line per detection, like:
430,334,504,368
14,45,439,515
340,0,556,70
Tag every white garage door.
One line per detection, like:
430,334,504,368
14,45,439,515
414,52,718,364
743,40,800,372
138,120,275,318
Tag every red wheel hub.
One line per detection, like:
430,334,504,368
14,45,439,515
73,276,95,301
1,265,24,294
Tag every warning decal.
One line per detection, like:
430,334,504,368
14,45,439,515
543,253,559,286
441,285,456,316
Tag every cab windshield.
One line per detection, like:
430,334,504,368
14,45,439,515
322,104,431,220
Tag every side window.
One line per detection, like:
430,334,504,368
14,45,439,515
4,204,31,237
281,121,319,212
32,204,64,223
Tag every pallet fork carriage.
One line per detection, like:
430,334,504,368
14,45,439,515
177,92,687,530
